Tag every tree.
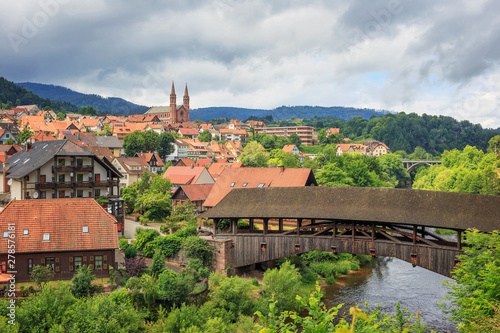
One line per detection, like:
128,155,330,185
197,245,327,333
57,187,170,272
78,106,98,116
123,255,148,278
157,132,176,161
4,138,14,145
198,130,212,142
150,252,165,279
239,141,269,167
487,135,500,154
208,274,255,322
17,128,34,144
31,265,55,289
288,133,301,147
56,112,65,120
440,230,500,332
158,269,192,309
165,200,197,232
143,130,160,152
121,185,138,214
123,131,145,157
70,265,95,298
262,261,303,312
378,153,410,187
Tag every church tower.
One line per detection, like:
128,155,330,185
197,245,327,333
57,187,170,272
183,84,190,112
170,81,177,123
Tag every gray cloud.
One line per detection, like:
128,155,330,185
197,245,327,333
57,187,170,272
1,0,500,127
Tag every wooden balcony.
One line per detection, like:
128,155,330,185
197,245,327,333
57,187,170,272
52,165,93,173
34,179,119,190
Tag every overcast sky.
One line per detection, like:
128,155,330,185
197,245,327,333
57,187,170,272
1,0,500,128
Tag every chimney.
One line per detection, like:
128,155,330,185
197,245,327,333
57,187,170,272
3,162,10,192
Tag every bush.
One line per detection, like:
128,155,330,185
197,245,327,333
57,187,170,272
350,261,360,271
134,228,160,251
355,254,372,266
124,246,138,259
237,219,250,229
262,261,302,312
309,262,336,278
336,260,352,275
154,235,183,257
119,239,129,251
300,268,317,285
325,276,336,285
182,236,213,264
70,266,95,298
251,278,259,286
302,251,336,264
173,226,197,239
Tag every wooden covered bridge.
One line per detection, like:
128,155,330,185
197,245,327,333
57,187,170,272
200,187,500,278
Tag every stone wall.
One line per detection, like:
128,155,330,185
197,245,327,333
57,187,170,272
208,238,233,276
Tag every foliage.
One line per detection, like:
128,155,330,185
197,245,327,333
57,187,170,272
262,261,303,312
119,238,129,251
17,128,34,145
165,200,197,232
378,153,411,187
134,174,173,220
123,255,148,278
173,225,198,238
78,105,98,116
124,246,138,258
157,269,192,309
208,274,255,322
134,228,160,252
239,141,270,167
182,236,213,264
150,252,165,278
31,265,55,289
440,229,500,332
121,185,138,214
70,265,95,298
153,234,183,257
326,276,336,285
199,130,212,142
288,133,301,147
487,135,500,154
157,132,176,160
413,146,500,195
142,130,160,153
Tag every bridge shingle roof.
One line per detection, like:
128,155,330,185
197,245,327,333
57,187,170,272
200,187,500,232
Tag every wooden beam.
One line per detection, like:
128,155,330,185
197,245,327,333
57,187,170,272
279,218,283,233
313,226,333,236
378,230,402,243
297,218,302,236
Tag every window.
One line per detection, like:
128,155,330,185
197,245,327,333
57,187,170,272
43,233,50,241
28,259,33,273
77,190,83,198
76,174,83,182
3,231,9,238
58,174,65,182
230,182,236,187
95,189,100,197
242,183,248,187
45,257,55,271
82,226,89,233
258,183,265,188
23,229,29,236
76,159,83,166
94,255,103,270
58,159,65,166
74,256,83,271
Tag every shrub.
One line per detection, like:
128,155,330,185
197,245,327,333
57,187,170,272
150,252,166,278
251,278,259,286
237,219,250,229
70,266,95,298
173,226,197,239
300,268,317,285
325,276,336,285
309,262,336,278
302,251,336,264
355,254,372,266
262,261,302,312
124,246,138,259
119,239,129,251
134,228,160,251
154,235,183,257
350,261,360,271
336,260,352,275
182,236,213,264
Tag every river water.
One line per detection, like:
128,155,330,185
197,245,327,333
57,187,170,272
321,257,458,332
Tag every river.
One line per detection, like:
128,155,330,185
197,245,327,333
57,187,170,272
321,257,458,332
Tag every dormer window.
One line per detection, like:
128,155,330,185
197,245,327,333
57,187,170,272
43,233,50,241
82,226,89,233
242,183,248,187
258,183,265,188
23,229,29,236
230,182,236,187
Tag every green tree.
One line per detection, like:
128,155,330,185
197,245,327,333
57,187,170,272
208,273,255,322
440,230,500,332
56,112,65,120
78,106,98,116
182,236,213,264
143,130,160,152
378,153,410,187
158,269,192,309
123,131,145,157
239,141,269,167
487,135,500,154
4,138,14,145
198,130,212,142
157,132,176,161
150,252,165,279
165,200,197,232
262,261,303,312
31,265,55,289
70,265,95,298
17,128,34,144
121,185,138,214
288,133,301,147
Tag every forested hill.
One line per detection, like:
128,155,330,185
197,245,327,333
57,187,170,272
17,82,149,115
192,105,391,122
0,77,78,113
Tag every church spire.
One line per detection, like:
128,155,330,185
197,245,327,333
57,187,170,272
170,81,177,122
183,83,190,111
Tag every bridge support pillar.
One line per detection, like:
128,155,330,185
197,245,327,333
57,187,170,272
249,218,254,232
279,218,283,232
214,218,220,235
263,219,269,234
231,218,237,235
297,219,302,236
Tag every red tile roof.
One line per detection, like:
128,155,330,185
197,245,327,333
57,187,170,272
136,152,165,167
179,128,199,136
203,167,317,208
163,166,213,185
0,199,118,253
195,158,212,168
172,184,214,202
207,162,244,179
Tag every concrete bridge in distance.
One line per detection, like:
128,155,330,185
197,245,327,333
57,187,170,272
402,159,442,173
200,187,500,278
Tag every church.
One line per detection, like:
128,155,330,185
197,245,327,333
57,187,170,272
145,82,190,123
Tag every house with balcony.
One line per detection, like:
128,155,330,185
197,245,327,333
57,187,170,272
111,157,148,189
1,140,121,200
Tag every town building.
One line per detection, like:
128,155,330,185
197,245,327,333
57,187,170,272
2,140,122,200
255,126,315,146
163,166,215,189
203,167,317,208
144,82,190,123
136,152,165,174
111,157,148,189
171,184,214,214
0,199,118,282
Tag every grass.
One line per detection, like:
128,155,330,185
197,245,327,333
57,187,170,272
299,145,325,154
434,228,456,235
15,276,113,289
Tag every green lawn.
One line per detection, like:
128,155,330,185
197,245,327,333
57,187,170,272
299,145,325,154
